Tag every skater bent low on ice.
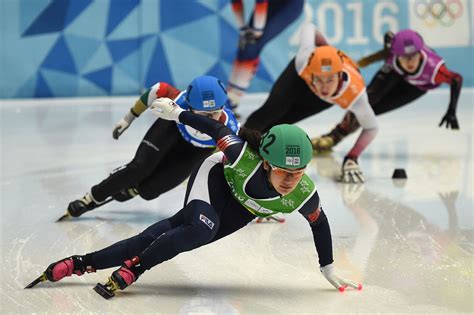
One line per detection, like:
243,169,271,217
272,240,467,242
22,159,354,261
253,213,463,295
312,29,463,152
58,75,239,221
27,98,361,298
244,23,378,183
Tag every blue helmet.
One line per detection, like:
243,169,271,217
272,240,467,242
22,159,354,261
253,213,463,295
185,75,227,111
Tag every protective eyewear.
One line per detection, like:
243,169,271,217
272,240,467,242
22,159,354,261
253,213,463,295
398,52,420,60
191,108,223,117
269,163,306,176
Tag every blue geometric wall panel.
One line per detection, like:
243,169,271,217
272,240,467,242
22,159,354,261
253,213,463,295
64,1,107,39
81,44,113,74
206,62,229,84
106,0,140,36
116,51,140,84
23,0,92,36
160,2,214,32
84,67,113,93
2,0,473,98
64,0,94,27
107,39,140,63
65,35,102,70
19,0,50,35
139,35,158,82
144,38,172,89
15,74,38,98
112,66,140,95
162,31,217,88
35,72,53,98
41,69,80,97
107,3,140,40
41,37,77,74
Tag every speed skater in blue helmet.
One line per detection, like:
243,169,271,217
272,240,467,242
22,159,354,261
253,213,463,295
185,75,228,111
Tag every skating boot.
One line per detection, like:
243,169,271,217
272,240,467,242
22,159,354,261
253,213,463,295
25,255,95,288
311,134,337,153
311,127,348,153
312,112,359,153
57,192,111,221
94,256,141,299
67,192,101,217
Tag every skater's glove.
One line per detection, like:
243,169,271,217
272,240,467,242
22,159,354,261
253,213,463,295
341,157,365,183
439,108,459,130
113,111,136,140
150,98,184,122
320,263,362,292
383,31,395,50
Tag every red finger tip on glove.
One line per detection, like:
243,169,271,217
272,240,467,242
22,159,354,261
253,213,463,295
338,284,362,292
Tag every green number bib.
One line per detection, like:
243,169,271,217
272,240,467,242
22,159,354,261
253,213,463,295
223,143,316,217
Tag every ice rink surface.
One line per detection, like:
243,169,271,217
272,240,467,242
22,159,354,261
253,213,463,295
1,90,473,314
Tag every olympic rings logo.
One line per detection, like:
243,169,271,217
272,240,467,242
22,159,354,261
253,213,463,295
414,0,463,27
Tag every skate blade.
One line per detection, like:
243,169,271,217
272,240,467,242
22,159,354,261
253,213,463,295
56,213,71,222
25,273,47,289
93,283,115,299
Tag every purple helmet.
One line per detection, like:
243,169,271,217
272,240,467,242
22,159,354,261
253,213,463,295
391,29,424,56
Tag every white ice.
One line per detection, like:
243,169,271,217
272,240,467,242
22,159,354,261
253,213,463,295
1,90,472,314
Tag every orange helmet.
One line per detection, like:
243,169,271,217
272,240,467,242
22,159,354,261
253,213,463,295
307,46,344,76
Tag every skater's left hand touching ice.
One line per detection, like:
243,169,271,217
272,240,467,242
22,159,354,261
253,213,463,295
150,98,184,122
112,111,136,140
439,108,459,130
320,263,362,292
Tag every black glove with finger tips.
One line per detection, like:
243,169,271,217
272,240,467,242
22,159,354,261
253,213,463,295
439,108,459,130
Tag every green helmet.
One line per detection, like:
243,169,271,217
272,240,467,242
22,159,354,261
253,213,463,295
259,124,313,169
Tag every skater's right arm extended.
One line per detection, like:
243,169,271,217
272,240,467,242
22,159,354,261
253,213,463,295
112,82,181,140
150,98,245,163
345,93,378,160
